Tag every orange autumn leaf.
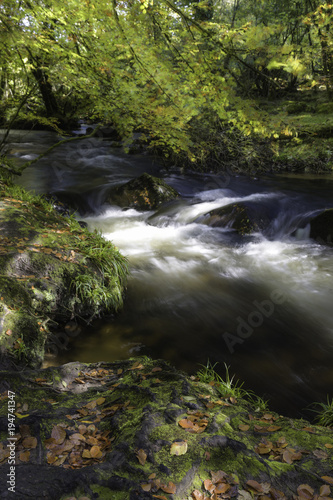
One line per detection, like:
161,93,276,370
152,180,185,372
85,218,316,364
321,476,333,485
246,479,264,492
191,490,205,500
215,483,230,494
19,450,30,462
178,419,194,429
90,445,102,458
204,479,215,494
51,425,67,445
136,449,147,465
170,441,187,455
320,485,331,497
266,425,281,432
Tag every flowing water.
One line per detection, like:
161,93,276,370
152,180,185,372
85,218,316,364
4,126,333,418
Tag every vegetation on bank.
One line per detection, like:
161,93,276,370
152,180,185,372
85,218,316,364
0,175,128,368
0,0,333,174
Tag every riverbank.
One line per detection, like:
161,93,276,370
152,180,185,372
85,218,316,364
0,357,332,500
0,178,128,369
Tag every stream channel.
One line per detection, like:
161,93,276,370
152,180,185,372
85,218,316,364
5,126,333,419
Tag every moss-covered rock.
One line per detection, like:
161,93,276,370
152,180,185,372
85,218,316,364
310,209,333,244
0,181,128,368
197,201,276,235
0,357,332,500
106,173,179,210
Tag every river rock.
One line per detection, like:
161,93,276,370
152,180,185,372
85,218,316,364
0,182,128,369
107,173,179,210
0,357,332,500
310,208,333,244
197,200,275,235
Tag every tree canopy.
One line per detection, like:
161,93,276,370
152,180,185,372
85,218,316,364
0,0,332,167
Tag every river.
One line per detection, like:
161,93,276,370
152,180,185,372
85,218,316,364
4,126,333,418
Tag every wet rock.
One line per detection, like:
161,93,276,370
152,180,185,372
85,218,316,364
107,173,179,210
0,183,128,368
310,208,333,244
197,200,276,235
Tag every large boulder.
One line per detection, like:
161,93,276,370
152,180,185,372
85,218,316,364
310,208,333,244
107,173,179,210
197,200,276,235
0,182,128,369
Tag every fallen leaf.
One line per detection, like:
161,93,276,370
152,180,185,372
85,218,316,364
211,470,228,484
204,479,215,494
266,425,281,432
313,449,329,459
282,450,293,464
179,419,194,429
22,437,37,449
215,483,230,494
141,483,152,492
170,441,187,456
297,484,314,499
19,450,30,462
324,443,333,449
239,424,250,431
51,425,67,445
161,481,176,494
246,479,263,492
136,449,147,465
320,485,331,497
90,445,103,459
322,476,333,485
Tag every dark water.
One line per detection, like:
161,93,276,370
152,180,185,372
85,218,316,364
4,126,333,418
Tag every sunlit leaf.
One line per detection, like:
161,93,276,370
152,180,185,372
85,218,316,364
170,441,187,456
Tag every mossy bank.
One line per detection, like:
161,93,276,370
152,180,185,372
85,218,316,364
0,357,332,500
0,179,128,369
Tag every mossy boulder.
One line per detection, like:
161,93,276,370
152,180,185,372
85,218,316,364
310,208,333,244
0,357,332,500
197,201,276,235
107,173,179,210
0,182,128,369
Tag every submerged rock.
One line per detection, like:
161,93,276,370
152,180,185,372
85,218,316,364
310,208,333,244
0,357,332,500
107,172,179,210
197,200,275,235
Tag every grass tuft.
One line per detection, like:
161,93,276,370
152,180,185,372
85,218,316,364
310,396,333,427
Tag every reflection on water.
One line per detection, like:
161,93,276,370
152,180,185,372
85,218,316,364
4,128,333,418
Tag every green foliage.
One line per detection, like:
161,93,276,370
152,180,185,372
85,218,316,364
311,396,333,427
197,361,245,399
